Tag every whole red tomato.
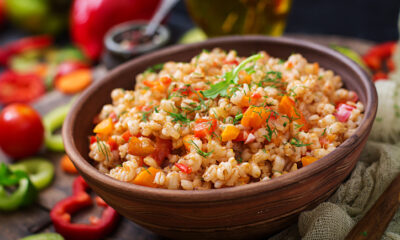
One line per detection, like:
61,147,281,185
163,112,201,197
0,104,44,158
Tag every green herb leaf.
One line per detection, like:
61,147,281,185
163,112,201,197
167,111,191,123
188,140,213,158
233,113,243,125
144,63,164,74
289,137,311,147
201,54,263,99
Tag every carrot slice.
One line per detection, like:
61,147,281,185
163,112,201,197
55,69,92,94
61,154,78,174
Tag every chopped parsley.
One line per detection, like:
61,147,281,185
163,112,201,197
289,137,311,147
201,54,263,99
322,128,327,136
96,136,110,162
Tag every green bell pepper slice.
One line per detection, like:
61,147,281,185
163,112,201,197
0,163,37,211
20,232,64,240
10,158,54,190
43,103,71,152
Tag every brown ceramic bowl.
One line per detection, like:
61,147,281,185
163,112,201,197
63,36,377,240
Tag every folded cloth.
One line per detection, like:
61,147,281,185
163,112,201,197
271,141,400,240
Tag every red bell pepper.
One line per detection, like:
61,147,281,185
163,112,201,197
194,118,218,138
175,163,192,174
0,71,45,105
335,103,356,122
362,41,397,81
50,176,119,240
0,36,52,66
70,0,161,60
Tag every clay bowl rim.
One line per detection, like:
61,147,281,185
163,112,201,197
63,35,377,203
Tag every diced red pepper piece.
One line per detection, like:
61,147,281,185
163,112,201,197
121,131,132,142
223,59,239,65
50,176,119,240
90,136,97,145
109,112,118,123
160,76,172,85
107,137,118,151
194,118,217,138
335,103,356,122
373,72,388,81
175,163,192,174
151,137,172,166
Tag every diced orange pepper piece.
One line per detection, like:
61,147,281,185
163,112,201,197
279,95,309,131
238,71,252,84
183,134,196,151
221,125,241,142
132,167,160,188
60,154,78,174
93,118,114,135
301,156,318,167
241,106,271,129
128,136,155,156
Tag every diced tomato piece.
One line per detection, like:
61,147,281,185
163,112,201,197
223,59,239,65
234,130,248,142
175,163,192,174
107,137,118,151
194,118,217,138
251,92,262,99
151,138,172,166
143,80,154,88
90,136,97,144
335,103,356,122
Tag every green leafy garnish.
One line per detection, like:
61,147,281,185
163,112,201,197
188,140,213,158
167,111,191,123
289,137,311,147
144,63,164,74
96,136,110,162
201,54,263,99
233,113,243,125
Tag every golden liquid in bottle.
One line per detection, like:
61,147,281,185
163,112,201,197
185,0,292,37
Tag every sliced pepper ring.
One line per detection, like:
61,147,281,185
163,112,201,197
50,177,119,240
10,158,54,190
0,163,37,211
44,103,71,152
20,232,64,240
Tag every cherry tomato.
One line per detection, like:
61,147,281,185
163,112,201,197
0,104,44,158
0,71,45,105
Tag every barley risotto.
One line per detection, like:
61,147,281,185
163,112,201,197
88,49,364,190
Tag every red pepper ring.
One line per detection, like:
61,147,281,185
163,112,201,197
50,176,119,240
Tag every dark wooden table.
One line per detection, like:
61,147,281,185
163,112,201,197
0,35,374,240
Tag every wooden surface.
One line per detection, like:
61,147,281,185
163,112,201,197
345,172,400,240
0,35,374,240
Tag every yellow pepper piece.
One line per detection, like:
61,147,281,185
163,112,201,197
221,125,240,142
301,156,318,167
132,167,160,188
93,118,114,135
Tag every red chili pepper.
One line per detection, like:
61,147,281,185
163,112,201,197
50,176,119,240
363,41,397,81
373,72,388,81
151,137,172,166
0,35,53,65
335,103,356,122
107,137,118,151
175,163,192,174
0,71,45,105
194,118,217,138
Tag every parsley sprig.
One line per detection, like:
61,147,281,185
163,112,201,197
188,140,213,158
289,137,311,147
167,111,191,123
201,54,263,99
